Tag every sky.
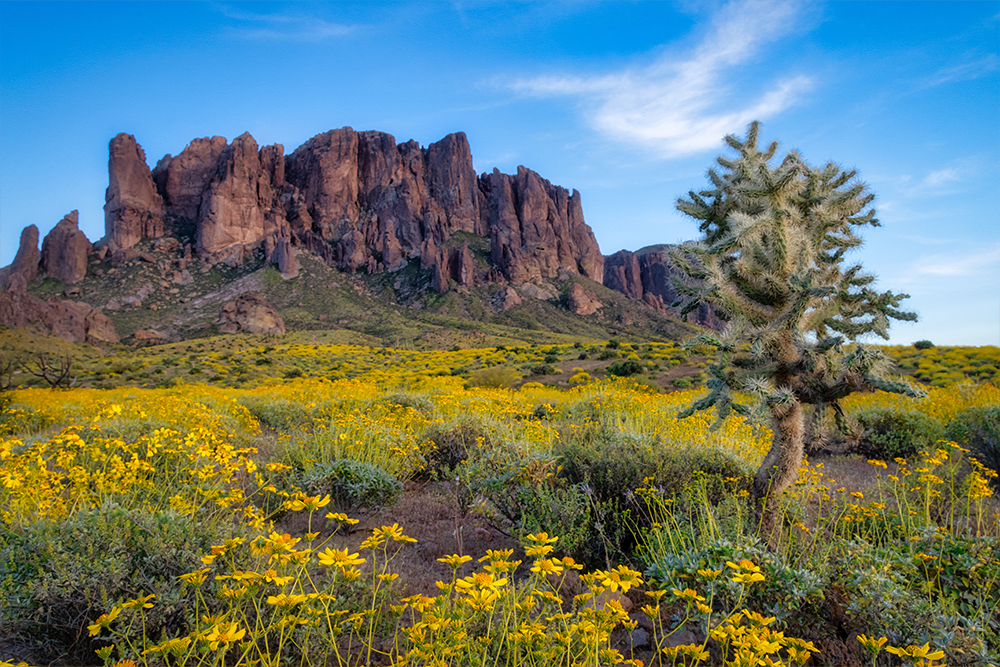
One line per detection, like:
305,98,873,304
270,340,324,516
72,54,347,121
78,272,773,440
1,0,997,346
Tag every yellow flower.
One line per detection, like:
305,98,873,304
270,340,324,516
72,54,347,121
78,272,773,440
179,568,210,586
267,593,309,607
671,588,705,603
87,606,121,636
857,634,888,655
318,547,365,569
530,558,564,575
437,553,473,569
206,622,245,651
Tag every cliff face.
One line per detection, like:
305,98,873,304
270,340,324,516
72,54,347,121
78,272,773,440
603,246,721,329
98,127,604,289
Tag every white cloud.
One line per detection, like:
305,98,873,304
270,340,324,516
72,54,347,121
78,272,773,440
509,0,814,158
921,55,999,88
921,168,961,188
220,6,355,41
914,244,1000,277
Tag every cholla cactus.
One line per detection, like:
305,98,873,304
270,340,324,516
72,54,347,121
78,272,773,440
671,122,924,510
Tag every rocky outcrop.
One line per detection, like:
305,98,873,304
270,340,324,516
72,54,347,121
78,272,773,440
0,225,40,289
0,285,119,344
603,245,721,329
197,133,289,259
217,292,285,335
104,134,166,250
431,243,476,294
153,136,228,223
566,283,601,316
100,126,604,289
603,250,643,300
479,167,603,284
40,211,91,284
271,238,299,279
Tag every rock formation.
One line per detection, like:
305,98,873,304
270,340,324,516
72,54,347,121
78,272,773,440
0,224,40,289
0,286,118,345
603,245,721,329
481,167,604,284
217,292,285,335
40,211,91,284
566,283,601,316
94,126,604,289
104,134,166,250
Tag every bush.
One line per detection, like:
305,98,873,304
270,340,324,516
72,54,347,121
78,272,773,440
425,423,489,476
300,459,403,513
0,504,237,664
530,363,557,377
914,340,935,350
466,366,521,389
553,438,752,566
606,359,644,377
853,408,946,460
946,406,1000,479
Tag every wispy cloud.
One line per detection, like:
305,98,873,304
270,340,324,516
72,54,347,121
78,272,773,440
509,0,814,158
914,243,1000,277
220,6,355,41
922,168,961,188
921,55,999,88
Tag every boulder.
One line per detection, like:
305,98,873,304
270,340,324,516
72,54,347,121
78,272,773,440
492,286,522,311
40,211,91,284
104,133,166,250
271,237,299,279
217,292,285,335
0,285,118,344
567,283,601,316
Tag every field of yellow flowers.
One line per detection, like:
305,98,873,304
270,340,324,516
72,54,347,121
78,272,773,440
1,343,998,667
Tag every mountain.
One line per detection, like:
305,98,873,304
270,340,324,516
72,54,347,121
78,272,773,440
0,127,710,347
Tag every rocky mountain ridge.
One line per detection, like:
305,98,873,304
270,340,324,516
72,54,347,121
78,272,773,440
1,126,711,345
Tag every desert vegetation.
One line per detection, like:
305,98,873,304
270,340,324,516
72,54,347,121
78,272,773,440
0,365,997,666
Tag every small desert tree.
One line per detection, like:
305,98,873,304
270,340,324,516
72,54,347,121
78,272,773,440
670,122,923,514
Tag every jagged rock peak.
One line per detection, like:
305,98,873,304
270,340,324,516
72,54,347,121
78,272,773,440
0,224,40,289
480,166,604,284
104,133,166,251
41,211,91,285
97,126,606,288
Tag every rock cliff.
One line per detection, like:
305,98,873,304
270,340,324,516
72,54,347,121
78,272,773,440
603,245,721,329
96,126,604,288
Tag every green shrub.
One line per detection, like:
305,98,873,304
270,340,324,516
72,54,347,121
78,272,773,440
425,423,489,476
0,504,237,665
946,406,1000,479
853,408,946,460
466,366,521,389
552,438,752,566
530,363,556,377
300,459,403,513
914,340,935,350
606,359,644,377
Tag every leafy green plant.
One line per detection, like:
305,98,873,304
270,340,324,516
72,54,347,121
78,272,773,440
300,459,403,513
853,407,946,459
606,358,644,377
0,503,238,665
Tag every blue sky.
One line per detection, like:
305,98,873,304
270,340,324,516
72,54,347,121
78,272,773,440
1,1,997,345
